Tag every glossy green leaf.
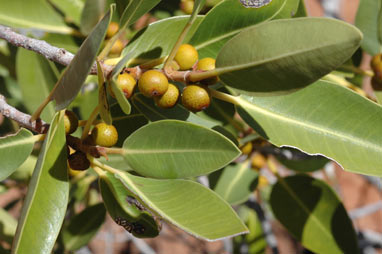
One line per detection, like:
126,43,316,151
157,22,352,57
16,48,56,122
0,0,73,34
0,208,17,244
236,80,382,177
122,16,202,63
50,0,84,26
97,61,112,124
214,162,258,205
276,148,329,173
110,52,135,115
116,171,248,240
112,114,148,147
270,174,358,254
122,120,241,179
294,0,307,18
120,0,161,28
355,0,382,55
62,203,106,251
80,0,105,35
190,0,286,58
189,0,205,24
132,93,216,128
42,33,79,54
12,111,69,254
53,7,113,110
273,0,299,19
99,173,160,238
216,18,362,94
0,129,35,181
9,155,36,181
234,206,266,254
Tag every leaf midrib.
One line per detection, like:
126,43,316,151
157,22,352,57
123,148,232,155
238,96,382,154
216,37,356,75
222,162,249,201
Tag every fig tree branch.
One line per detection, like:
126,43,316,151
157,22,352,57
0,93,49,134
0,25,112,75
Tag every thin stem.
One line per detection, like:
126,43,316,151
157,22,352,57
92,165,106,176
89,156,119,174
81,105,100,140
139,57,166,69
210,89,240,105
163,22,192,70
341,65,374,77
188,69,219,83
30,95,53,122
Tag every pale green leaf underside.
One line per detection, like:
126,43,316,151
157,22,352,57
237,80,382,176
214,162,258,205
16,48,56,122
0,0,73,34
190,0,286,58
355,0,382,55
217,17,362,94
53,7,113,110
120,0,161,29
270,175,358,254
117,172,248,240
122,120,240,179
0,128,34,181
12,111,68,254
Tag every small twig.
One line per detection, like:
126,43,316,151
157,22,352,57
0,94,49,134
0,25,113,76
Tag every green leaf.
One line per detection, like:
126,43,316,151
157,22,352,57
97,61,112,124
213,162,258,205
355,0,382,55
236,80,382,177
110,52,136,115
132,93,216,128
80,0,105,35
122,16,203,63
270,174,358,254
275,148,329,173
122,120,241,179
62,203,106,251
0,0,73,34
120,0,161,28
16,48,56,122
50,0,84,26
273,0,300,19
53,7,113,110
116,171,248,240
234,206,266,254
190,0,286,58
111,111,148,147
294,0,307,18
99,173,160,238
0,129,35,181
42,33,79,54
12,111,69,254
0,208,17,244
189,0,205,24
216,18,362,94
